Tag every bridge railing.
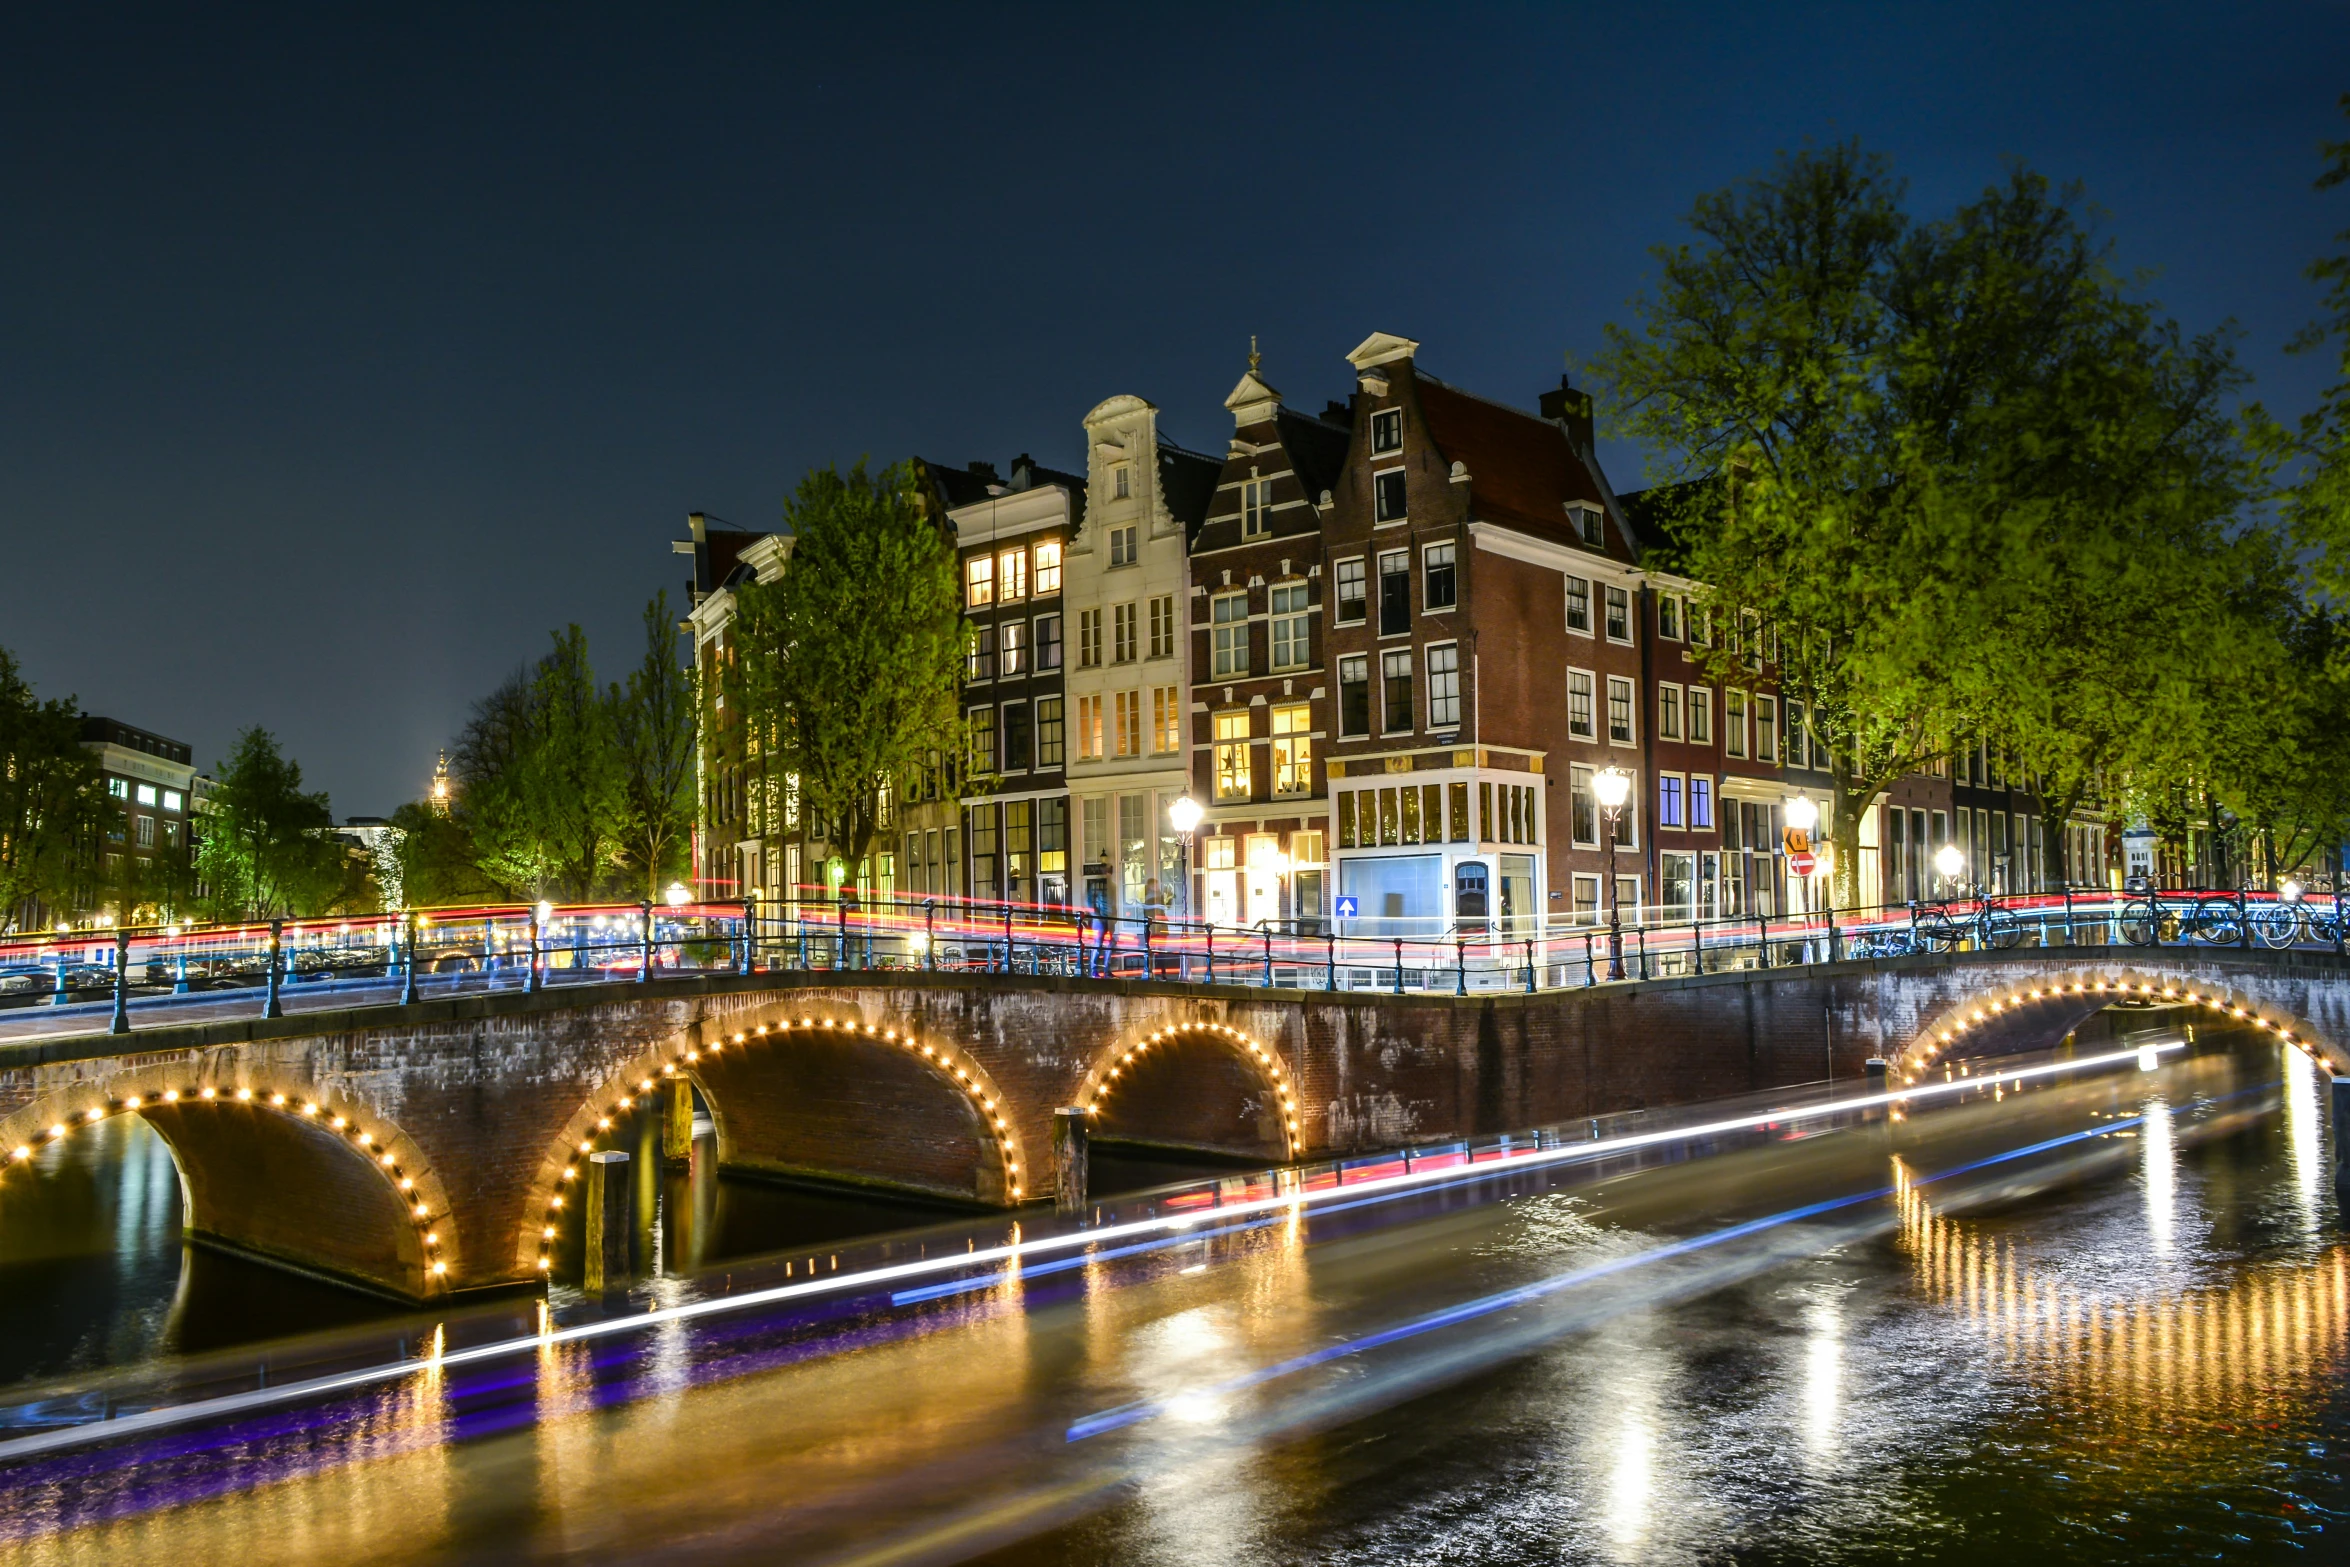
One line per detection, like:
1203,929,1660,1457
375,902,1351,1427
2,882,2342,1036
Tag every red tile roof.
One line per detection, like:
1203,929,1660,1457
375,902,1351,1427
1415,375,1606,544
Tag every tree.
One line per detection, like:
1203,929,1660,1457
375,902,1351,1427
2271,95,2350,605
388,798,512,906
451,667,552,895
1590,142,2258,905
195,727,348,919
724,460,963,877
528,625,624,899
0,647,105,929
611,591,696,900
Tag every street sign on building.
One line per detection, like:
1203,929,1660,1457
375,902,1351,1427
1789,851,1816,877
1335,895,1359,919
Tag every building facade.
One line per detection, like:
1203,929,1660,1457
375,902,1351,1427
79,716,198,922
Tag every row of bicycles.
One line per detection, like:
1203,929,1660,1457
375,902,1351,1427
1842,884,2347,958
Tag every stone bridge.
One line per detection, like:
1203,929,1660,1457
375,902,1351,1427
1,946,2341,1301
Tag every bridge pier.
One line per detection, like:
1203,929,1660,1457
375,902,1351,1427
664,1078,694,1162
1053,1108,1089,1214
2334,1078,2350,1191
584,1149,633,1292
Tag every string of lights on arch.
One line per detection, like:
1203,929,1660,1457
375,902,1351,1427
534,1015,1026,1275
3,1083,449,1283
1078,1022,1301,1160
1906,977,2328,1084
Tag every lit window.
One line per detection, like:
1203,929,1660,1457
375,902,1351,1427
1115,691,1142,757
135,783,158,806
1271,704,1311,796
1371,408,1403,454
1076,694,1104,760
966,556,993,608
1659,774,1684,829
1690,775,1715,829
1270,583,1310,670
107,778,128,800
136,815,156,847
998,548,1028,602
161,789,183,812
966,625,996,681
1034,540,1062,594
1000,620,1027,677
1215,710,1251,801
1212,591,1249,677
1153,686,1182,754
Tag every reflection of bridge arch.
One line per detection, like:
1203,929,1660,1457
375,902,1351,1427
1076,1021,1300,1163
0,1068,454,1299
521,1011,1027,1277
1892,966,2343,1083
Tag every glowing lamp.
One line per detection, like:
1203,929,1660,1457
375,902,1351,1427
1783,794,1819,834
664,882,690,908
1934,844,1965,881
1591,766,1631,810
1168,794,1205,836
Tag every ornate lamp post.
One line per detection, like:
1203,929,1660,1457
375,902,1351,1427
1592,766,1631,981
1934,843,1965,898
1784,793,1819,916
1167,794,1204,920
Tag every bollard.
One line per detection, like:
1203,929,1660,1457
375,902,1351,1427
109,931,131,1035
664,1077,695,1161
1865,1057,1889,1123
400,910,419,1005
264,919,285,1019
638,901,654,983
583,1149,633,1291
1053,1108,1090,1215
2335,1078,2350,1192
740,898,756,976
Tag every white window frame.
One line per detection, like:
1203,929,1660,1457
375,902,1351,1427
1604,583,1633,644
1687,685,1712,746
1373,467,1408,525
1334,556,1367,624
1422,540,1456,613
1426,642,1461,730
1566,667,1596,741
1337,654,1371,738
1606,674,1636,747
1211,590,1249,677
1724,689,1749,759
1565,575,1592,637
1370,407,1403,455
1242,476,1272,537
1148,594,1175,659
1270,581,1311,671
1657,680,1683,741
1658,771,1685,830
1380,648,1414,735
1109,524,1138,567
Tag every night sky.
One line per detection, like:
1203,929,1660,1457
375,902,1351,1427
4,4,2344,816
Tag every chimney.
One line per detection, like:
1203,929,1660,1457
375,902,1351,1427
966,460,1000,483
1010,453,1035,491
1541,376,1595,456
1321,399,1353,427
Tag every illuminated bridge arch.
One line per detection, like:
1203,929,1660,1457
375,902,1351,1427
0,1068,455,1300
1076,1021,1301,1163
522,1010,1028,1277
1891,965,2344,1085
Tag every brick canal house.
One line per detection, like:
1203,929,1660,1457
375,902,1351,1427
1183,350,1351,931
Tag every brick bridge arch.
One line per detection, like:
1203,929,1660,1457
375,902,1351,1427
1881,959,2349,1085
519,1004,1028,1279
1073,1020,1302,1163
0,1065,455,1300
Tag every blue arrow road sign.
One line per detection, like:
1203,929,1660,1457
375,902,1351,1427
1334,896,1359,919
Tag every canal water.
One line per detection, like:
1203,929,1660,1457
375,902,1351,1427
0,1036,2340,1563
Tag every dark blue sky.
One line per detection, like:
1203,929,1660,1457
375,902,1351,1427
4,4,2344,815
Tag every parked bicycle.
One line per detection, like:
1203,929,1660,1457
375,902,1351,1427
1909,884,2027,953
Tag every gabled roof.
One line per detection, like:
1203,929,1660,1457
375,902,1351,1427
1277,406,1351,502
1415,374,1607,544
1157,441,1222,544
1616,480,1712,564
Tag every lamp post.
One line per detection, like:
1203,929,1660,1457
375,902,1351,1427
1592,766,1631,981
1784,793,1819,919
1934,843,1965,898
1168,794,1204,921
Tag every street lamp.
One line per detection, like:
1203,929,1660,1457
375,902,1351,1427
1783,794,1819,916
1168,794,1204,920
1934,843,1965,897
1592,766,1631,980
663,881,690,909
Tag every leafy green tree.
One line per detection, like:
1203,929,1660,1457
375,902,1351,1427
724,460,963,876
2270,95,2350,604
1591,143,2257,905
611,591,696,900
387,799,513,906
0,648,106,929
528,625,624,899
195,727,349,919
451,667,553,895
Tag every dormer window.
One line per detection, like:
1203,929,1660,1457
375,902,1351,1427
1113,464,1131,499
1371,408,1403,455
1570,504,1604,548
1242,477,1272,537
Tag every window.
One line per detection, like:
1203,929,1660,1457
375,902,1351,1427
1604,584,1631,643
1607,675,1634,744
1039,797,1068,876
135,783,158,806
1271,583,1311,670
1002,702,1032,772
1566,576,1591,634
1382,649,1414,732
1115,691,1142,757
1335,557,1367,623
1688,602,1711,647
1427,643,1461,730
1035,613,1062,670
966,625,996,681
1149,595,1175,659
1271,703,1311,795
1659,774,1684,829
1000,619,1027,677
1724,689,1748,758
1755,695,1778,765
164,819,180,847
1378,549,1410,635
1374,469,1407,523
1076,694,1104,759
1690,775,1714,830
1371,407,1403,453
1212,591,1249,677
1449,781,1470,841
1570,765,1597,847
1339,655,1370,737
1037,697,1065,768
1215,711,1251,800
108,778,128,800
1687,687,1712,745
1242,477,1272,536
1784,701,1807,769
162,789,183,812
968,707,996,773
1035,539,1061,594
965,556,993,607
1338,792,1358,849
136,814,155,847
1567,670,1594,740
1424,542,1456,611
1658,682,1682,741
1112,464,1130,499
998,548,1028,602
969,806,998,898
1571,505,1604,547
1078,608,1102,668
1110,524,1138,566
1153,686,1182,754
1114,602,1137,663
1658,595,1680,640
